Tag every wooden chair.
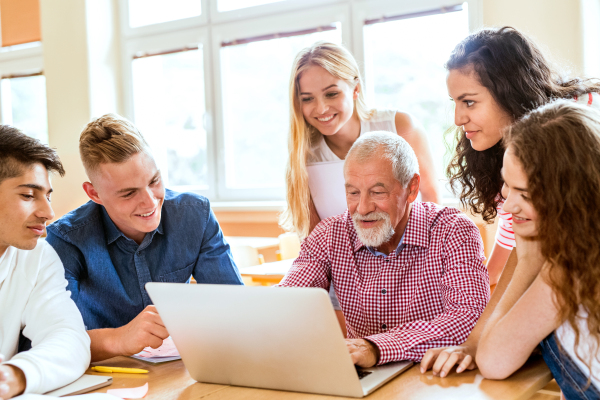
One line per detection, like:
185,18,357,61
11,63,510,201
277,232,301,261
230,245,263,269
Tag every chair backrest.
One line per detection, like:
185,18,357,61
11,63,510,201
230,245,260,268
278,232,301,260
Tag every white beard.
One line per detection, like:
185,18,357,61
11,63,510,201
352,211,395,248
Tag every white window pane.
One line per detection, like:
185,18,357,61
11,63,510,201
364,7,469,197
132,48,208,190
128,0,201,28
218,0,285,12
220,26,341,190
1,75,48,144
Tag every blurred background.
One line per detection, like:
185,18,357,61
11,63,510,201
2,0,599,241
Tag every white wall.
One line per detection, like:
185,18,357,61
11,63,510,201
482,0,584,75
41,0,122,218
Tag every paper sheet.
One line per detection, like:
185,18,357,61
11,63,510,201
307,161,347,220
130,337,181,363
107,382,148,399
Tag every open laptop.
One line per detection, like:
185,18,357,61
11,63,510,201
146,283,413,398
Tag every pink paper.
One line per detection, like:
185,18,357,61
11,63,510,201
107,382,149,399
136,337,179,358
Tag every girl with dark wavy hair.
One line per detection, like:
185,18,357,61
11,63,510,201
446,26,600,287
420,26,600,378
476,101,600,397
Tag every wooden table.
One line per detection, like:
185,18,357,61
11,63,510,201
87,355,552,399
239,258,294,285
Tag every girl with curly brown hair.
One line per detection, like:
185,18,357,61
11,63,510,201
476,100,600,397
446,26,600,287
420,26,600,377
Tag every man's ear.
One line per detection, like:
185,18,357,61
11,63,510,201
406,174,421,203
82,182,103,205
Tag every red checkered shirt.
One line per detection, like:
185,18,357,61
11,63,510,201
279,201,490,364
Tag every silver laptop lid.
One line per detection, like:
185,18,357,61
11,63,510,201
146,283,365,397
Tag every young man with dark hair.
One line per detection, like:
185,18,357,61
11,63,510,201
0,127,90,398
46,114,243,362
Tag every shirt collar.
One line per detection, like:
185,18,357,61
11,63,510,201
101,206,164,245
350,202,430,253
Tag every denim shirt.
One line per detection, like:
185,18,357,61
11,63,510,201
46,189,243,330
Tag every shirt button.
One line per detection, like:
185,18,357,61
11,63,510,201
381,323,387,330
381,289,387,294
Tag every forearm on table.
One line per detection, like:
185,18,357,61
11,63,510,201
368,310,481,364
88,328,123,362
480,256,545,341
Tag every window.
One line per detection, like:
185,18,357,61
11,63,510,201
123,0,481,203
220,26,341,191
218,0,285,12
132,48,208,190
363,5,469,197
128,0,202,28
0,74,48,144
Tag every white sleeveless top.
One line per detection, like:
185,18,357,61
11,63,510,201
308,109,396,164
556,309,600,391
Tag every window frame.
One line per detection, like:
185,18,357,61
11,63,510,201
121,0,482,204
211,3,351,201
122,27,216,199
0,43,44,131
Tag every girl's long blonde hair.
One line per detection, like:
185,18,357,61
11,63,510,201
279,41,373,238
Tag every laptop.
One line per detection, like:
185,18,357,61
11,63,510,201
146,283,413,398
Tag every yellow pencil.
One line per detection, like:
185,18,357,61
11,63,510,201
91,366,149,374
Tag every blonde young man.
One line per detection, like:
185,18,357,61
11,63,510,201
46,114,243,362
0,127,90,398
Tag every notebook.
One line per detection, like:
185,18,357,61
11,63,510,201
45,374,112,397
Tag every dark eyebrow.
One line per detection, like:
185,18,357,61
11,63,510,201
17,183,53,194
300,84,338,96
457,92,478,101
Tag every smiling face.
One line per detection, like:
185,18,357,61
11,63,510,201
447,68,513,151
344,154,419,250
0,163,55,256
501,146,538,237
83,152,165,244
298,65,359,137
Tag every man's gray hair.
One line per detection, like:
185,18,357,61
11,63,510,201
345,131,419,187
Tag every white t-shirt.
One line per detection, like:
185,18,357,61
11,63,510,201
495,92,600,250
556,309,600,391
0,240,90,394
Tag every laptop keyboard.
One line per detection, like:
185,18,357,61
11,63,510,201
356,368,373,379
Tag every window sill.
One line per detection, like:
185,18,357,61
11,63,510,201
210,200,286,212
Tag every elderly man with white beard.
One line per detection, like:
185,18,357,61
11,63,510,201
279,132,490,368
